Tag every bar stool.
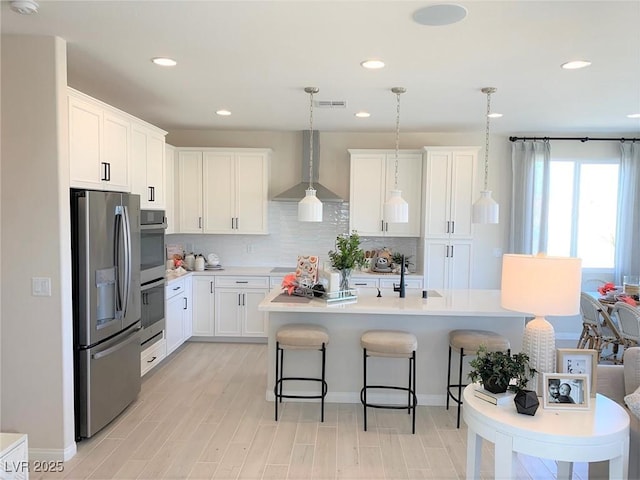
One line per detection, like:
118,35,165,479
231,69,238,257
360,330,418,434
274,324,329,422
447,329,510,428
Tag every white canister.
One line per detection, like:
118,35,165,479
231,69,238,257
166,259,175,270
184,253,195,270
195,256,205,272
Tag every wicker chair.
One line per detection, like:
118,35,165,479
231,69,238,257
578,293,624,363
612,301,640,353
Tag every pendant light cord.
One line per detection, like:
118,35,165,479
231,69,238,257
394,90,401,189
308,89,315,190
482,88,494,192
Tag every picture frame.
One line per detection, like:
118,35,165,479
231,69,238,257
543,373,590,410
556,348,598,397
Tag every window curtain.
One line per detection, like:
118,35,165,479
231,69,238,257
614,142,640,283
509,140,551,254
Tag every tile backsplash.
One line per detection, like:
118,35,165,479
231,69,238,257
167,202,419,271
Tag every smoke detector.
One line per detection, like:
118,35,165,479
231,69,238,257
10,0,39,14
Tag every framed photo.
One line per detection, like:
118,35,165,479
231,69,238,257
543,373,590,410
557,348,598,397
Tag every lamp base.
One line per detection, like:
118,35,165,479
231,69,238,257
522,316,556,396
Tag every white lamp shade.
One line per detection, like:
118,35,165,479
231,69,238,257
472,190,499,224
383,190,409,223
501,253,582,316
298,188,323,222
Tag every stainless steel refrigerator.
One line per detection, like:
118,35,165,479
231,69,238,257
71,189,142,439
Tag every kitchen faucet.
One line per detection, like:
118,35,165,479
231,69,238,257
393,255,406,298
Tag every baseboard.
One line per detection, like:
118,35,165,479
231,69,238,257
188,337,267,344
29,441,77,461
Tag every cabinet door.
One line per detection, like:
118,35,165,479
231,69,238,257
385,153,423,237
424,240,449,290
165,144,176,234
130,127,148,202
102,112,130,191
165,294,184,355
448,241,472,289
203,152,235,233
178,151,203,233
423,151,453,238
69,94,103,189
182,276,193,340
214,289,242,336
192,276,215,336
146,132,166,208
349,154,386,236
448,151,475,238
235,153,268,234
242,289,268,337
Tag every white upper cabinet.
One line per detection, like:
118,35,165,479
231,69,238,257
131,122,167,209
165,144,177,234
348,150,423,237
69,89,130,192
423,147,478,239
176,148,270,235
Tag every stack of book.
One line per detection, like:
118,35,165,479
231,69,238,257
474,387,515,405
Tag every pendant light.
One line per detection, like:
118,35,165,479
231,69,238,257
383,87,409,223
298,87,323,222
472,87,500,224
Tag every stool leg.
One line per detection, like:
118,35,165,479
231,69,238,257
274,342,280,421
411,350,416,434
363,348,368,432
446,345,452,410
408,353,412,414
457,348,464,428
279,347,284,403
321,343,326,423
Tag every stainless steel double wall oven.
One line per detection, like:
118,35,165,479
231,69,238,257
140,210,166,346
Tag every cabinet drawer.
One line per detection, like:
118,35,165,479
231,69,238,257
351,278,379,288
380,278,423,290
141,337,166,376
166,279,185,299
270,276,285,288
215,276,270,288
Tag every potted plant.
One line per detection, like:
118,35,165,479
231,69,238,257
328,232,365,291
468,346,539,415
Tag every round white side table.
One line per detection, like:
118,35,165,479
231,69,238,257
462,385,630,480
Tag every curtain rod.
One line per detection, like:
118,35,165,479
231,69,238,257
509,136,638,143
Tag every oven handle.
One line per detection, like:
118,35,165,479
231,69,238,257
142,278,166,291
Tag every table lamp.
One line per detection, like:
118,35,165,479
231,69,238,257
501,253,582,395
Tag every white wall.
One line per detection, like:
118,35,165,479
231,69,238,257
1,36,76,460
168,129,511,288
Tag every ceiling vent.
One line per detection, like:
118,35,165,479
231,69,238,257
315,100,347,109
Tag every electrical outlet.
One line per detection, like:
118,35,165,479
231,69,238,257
32,277,52,296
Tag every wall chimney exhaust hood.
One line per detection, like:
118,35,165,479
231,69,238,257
272,130,343,202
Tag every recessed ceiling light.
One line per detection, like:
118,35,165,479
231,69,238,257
151,57,177,67
216,109,232,116
487,113,503,118
360,59,385,69
561,60,592,70
355,112,371,118
413,4,467,26
627,113,640,119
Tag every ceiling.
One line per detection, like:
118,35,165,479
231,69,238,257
2,1,639,135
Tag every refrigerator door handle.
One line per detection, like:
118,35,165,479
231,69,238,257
114,206,124,318
121,205,132,318
92,326,141,360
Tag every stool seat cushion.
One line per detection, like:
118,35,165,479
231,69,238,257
449,329,510,353
276,324,329,349
361,330,417,358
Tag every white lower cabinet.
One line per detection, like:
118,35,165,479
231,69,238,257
214,276,269,337
424,240,472,289
165,277,192,355
0,433,28,480
192,276,215,337
351,275,424,296
141,336,166,376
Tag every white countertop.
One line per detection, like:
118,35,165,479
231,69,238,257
259,288,520,317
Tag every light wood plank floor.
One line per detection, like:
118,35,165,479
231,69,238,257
33,342,589,479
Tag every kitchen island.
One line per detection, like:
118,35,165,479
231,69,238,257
258,289,526,405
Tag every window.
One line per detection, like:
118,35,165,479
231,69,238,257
546,159,619,269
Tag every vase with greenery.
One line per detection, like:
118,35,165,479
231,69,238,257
468,346,536,394
328,232,365,291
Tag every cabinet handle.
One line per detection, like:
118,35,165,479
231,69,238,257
381,220,384,232
235,217,239,230
451,221,455,234
451,245,454,257
147,356,157,363
183,297,187,310
173,286,180,291
210,281,214,294
385,222,388,232
354,282,368,286
198,217,202,229
446,221,450,233
238,293,241,306
101,162,110,181
148,186,155,202
235,281,249,284
446,245,450,258
242,293,245,306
